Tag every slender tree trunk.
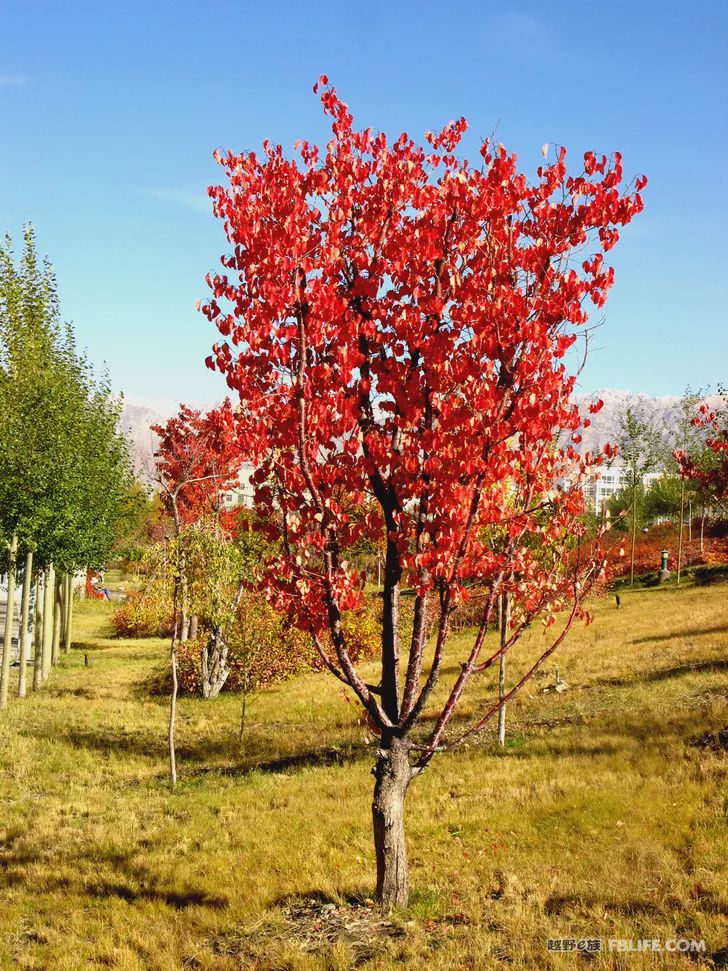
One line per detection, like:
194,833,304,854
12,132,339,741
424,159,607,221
239,669,249,742
51,574,62,665
59,574,67,649
629,481,637,586
0,534,19,709
498,592,509,748
189,614,198,640
32,572,45,691
677,476,686,585
168,497,185,786
63,574,74,653
41,562,55,681
372,735,411,909
700,506,706,555
169,607,179,787
17,549,33,698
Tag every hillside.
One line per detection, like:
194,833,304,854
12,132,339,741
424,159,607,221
119,400,165,482
120,390,722,481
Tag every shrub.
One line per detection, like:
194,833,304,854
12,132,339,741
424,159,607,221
173,595,379,696
111,589,173,638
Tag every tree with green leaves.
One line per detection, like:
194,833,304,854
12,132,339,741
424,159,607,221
0,226,131,705
617,406,662,585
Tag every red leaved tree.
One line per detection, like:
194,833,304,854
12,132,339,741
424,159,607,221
675,396,728,506
152,401,241,783
152,401,241,536
201,78,646,906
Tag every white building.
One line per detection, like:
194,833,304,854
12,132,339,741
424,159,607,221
221,463,256,510
585,465,663,514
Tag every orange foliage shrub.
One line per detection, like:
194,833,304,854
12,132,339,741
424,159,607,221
174,596,379,696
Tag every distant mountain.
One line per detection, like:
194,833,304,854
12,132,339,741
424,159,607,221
572,389,720,461
118,389,720,482
119,401,166,482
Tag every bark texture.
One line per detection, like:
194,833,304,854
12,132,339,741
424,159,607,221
372,736,411,909
0,534,18,708
51,575,62,665
32,575,44,691
63,574,74,653
200,626,229,699
17,549,33,698
41,563,54,681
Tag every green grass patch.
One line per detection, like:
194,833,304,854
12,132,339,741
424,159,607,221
0,583,726,968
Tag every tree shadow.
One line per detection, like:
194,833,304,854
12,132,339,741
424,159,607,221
631,625,728,645
546,890,728,918
0,842,228,909
26,724,235,762
26,720,371,778
189,743,371,780
594,657,728,688
545,894,664,917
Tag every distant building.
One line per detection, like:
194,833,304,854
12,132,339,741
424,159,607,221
585,466,662,514
221,463,255,510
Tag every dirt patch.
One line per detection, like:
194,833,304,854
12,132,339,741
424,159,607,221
211,897,406,966
282,897,404,961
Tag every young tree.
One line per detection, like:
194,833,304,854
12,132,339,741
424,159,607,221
675,391,728,513
184,517,254,700
152,402,241,783
617,406,660,584
201,78,646,907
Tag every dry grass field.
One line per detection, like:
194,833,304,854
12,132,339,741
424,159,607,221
0,573,726,969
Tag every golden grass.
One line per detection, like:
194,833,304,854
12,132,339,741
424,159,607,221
0,576,726,969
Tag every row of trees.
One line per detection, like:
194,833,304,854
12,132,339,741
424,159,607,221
0,227,131,707
606,390,727,583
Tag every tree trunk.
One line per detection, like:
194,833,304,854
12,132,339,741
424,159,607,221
239,673,248,742
169,617,179,788
168,496,183,786
677,476,685,585
372,735,411,909
498,592,509,748
17,549,33,698
41,562,54,681
629,482,637,586
32,572,44,691
189,614,198,640
201,627,229,699
0,534,19,709
700,506,706,555
51,574,62,665
63,574,74,653
59,574,67,649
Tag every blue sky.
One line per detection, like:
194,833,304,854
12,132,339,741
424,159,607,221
1,0,726,411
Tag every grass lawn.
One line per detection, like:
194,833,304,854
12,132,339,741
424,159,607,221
0,577,726,969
